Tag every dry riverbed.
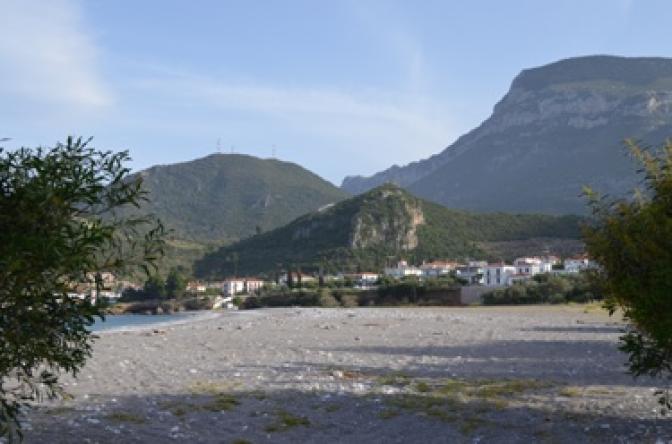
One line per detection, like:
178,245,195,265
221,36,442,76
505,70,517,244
21,306,672,443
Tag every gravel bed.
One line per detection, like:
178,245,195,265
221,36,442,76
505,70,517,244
20,306,672,443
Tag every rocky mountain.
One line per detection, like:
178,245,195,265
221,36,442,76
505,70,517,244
131,153,349,245
342,56,672,214
194,184,583,278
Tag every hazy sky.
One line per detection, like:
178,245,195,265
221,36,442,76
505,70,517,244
1,0,670,184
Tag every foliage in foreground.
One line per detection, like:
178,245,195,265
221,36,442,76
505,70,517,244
482,273,600,305
0,137,164,440
583,140,672,412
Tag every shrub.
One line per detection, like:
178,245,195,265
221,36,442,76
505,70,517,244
0,138,164,440
583,140,672,411
339,293,360,308
317,290,339,307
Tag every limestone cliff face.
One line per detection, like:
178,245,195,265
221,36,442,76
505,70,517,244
341,56,672,214
290,186,425,250
349,188,425,250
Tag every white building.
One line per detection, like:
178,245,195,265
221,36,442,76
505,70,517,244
484,263,517,287
420,261,460,277
187,281,207,293
245,278,265,293
223,278,267,296
456,261,486,285
563,256,595,273
384,261,423,278
344,272,379,287
513,257,543,276
223,279,246,296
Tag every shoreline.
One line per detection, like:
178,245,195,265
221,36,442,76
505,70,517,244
94,310,226,334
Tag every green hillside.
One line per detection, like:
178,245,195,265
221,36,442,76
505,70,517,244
194,184,583,278
118,153,349,276
132,153,349,244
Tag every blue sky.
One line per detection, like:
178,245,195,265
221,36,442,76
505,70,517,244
1,0,670,185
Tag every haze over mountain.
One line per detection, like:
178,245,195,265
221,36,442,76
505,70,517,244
130,153,349,244
194,184,582,278
342,55,672,214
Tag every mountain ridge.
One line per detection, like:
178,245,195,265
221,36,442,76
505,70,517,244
341,55,672,214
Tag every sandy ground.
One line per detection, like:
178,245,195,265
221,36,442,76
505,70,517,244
20,306,672,443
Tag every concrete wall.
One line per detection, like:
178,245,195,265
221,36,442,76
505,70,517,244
460,286,491,305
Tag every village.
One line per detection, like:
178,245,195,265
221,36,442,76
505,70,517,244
72,254,596,309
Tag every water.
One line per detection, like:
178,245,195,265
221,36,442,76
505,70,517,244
91,312,208,332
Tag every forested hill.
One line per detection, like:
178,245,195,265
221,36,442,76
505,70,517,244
194,184,583,278
129,153,349,244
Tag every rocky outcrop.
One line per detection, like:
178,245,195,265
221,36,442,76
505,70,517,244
341,55,672,214
349,189,425,250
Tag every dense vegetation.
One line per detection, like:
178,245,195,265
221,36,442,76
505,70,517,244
119,153,348,275
242,277,461,309
195,184,583,278
482,273,600,305
0,138,163,440
583,140,672,412
125,153,348,244
120,269,191,302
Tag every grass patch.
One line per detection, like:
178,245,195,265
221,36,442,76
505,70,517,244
107,412,146,424
189,380,239,395
380,377,551,433
473,379,550,399
377,371,412,387
559,386,582,397
415,381,431,393
378,408,401,419
202,394,240,412
158,393,240,417
265,410,311,433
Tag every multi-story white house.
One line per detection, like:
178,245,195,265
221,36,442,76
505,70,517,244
384,261,423,278
245,278,266,293
484,263,517,287
223,279,246,296
420,261,460,277
456,261,486,285
513,256,560,276
513,257,543,276
222,278,266,296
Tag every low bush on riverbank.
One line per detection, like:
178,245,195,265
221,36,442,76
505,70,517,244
482,273,600,305
242,279,461,309
107,296,214,315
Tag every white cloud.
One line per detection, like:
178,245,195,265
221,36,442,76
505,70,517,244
0,0,112,108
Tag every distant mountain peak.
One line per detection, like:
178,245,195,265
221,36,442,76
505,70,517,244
342,55,672,214
511,55,672,92
129,153,349,245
